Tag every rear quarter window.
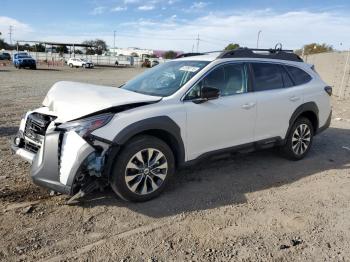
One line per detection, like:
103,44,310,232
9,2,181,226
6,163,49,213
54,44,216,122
285,65,312,86
251,63,284,91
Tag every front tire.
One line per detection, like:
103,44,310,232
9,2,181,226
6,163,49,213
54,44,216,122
69,63,73,68
282,117,314,160
110,135,175,202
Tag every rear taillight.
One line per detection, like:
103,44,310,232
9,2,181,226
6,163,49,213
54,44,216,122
324,86,332,96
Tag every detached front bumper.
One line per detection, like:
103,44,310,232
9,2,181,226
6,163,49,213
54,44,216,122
12,129,96,195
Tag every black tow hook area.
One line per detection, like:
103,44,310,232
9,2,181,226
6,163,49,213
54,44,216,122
66,179,105,205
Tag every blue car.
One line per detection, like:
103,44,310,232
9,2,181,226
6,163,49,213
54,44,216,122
13,52,36,69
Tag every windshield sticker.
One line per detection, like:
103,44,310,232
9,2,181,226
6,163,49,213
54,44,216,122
179,66,200,72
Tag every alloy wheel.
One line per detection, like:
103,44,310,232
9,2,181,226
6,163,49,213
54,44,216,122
125,148,168,195
292,123,311,155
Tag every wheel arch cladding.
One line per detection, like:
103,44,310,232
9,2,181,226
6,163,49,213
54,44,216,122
113,116,185,166
288,102,319,135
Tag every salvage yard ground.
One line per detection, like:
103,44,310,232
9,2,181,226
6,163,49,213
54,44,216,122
0,66,350,261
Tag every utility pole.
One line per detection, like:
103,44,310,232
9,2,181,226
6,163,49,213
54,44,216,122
113,30,116,56
256,30,262,48
196,34,200,52
8,25,13,46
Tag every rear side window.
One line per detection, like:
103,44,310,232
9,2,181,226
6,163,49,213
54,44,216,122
251,63,284,91
285,65,312,86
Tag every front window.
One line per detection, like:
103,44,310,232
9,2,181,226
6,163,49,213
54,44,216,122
185,63,248,100
121,60,210,97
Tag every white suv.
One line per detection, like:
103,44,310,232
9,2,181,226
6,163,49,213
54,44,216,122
67,58,94,68
12,48,332,202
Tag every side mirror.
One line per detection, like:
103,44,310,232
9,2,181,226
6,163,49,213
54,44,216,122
193,86,220,104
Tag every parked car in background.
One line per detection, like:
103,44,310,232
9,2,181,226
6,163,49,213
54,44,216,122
67,58,94,68
0,52,11,60
13,53,36,69
151,60,160,67
115,55,134,67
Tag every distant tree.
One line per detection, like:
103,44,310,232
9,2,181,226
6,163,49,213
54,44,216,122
82,39,107,55
224,43,240,51
56,45,68,54
95,39,107,55
0,38,10,50
31,43,45,52
130,52,139,57
164,50,177,59
74,49,83,54
296,43,333,56
23,44,31,51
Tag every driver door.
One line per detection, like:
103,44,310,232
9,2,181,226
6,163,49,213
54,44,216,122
184,63,257,160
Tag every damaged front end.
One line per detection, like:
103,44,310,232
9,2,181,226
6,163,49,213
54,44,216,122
12,111,115,197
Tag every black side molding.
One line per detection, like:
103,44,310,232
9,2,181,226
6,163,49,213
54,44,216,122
183,137,283,167
285,102,319,140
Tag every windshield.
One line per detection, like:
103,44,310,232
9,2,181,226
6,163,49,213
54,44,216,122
121,60,209,97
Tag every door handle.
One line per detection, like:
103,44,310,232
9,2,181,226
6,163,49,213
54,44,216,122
241,102,256,109
289,96,300,102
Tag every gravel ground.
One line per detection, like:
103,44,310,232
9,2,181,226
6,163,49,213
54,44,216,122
0,65,349,262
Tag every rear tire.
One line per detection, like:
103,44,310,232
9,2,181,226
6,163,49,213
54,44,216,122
69,63,73,68
282,117,314,160
110,135,175,202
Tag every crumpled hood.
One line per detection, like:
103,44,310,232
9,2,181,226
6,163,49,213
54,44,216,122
42,81,161,122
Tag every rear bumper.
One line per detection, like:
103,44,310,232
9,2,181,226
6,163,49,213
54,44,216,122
317,110,332,135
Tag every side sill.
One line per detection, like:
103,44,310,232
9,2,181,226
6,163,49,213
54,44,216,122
180,137,283,168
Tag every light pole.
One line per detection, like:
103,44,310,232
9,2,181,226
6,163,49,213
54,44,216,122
256,30,262,48
113,30,116,56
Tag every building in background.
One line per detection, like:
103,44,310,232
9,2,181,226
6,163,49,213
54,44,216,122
108,47,153,59
108,47,183,59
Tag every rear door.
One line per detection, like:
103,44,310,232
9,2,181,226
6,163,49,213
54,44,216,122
251,62,304,141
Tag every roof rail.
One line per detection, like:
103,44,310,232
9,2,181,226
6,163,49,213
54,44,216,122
176,50,224,59
217,47,303,62
176,52,204,58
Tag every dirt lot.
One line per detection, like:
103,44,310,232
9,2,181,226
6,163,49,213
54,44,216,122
0,65,349,262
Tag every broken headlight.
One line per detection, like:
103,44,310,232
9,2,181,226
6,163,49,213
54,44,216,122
58,113,114,138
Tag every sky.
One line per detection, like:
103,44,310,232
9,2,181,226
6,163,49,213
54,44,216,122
1,0,350,52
